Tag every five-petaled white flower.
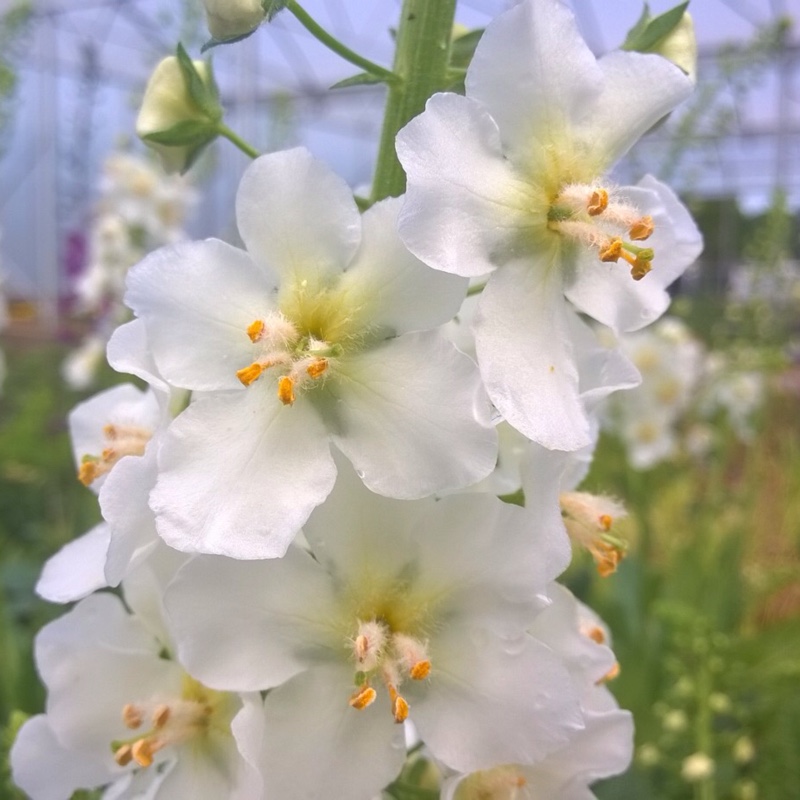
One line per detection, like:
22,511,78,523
124,147,497,560
397,0,702,452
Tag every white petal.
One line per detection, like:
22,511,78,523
475,258,592,451
259,665,406,800
106,319,169,397
327,332,497,498
11,715,117,800
165,551,339,691
151,387,336,558
36,524,110,604
412,628,583,772
340,197,468,332
125,239,276,391
564,178,702,333
466,0,602,160
397,93,532,277
236,148,361,286
576,51,693,164
228,693,268,800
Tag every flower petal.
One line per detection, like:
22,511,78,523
397,92,532,278
326,331,497,498
125,239,276,391
151,387,336,558
475,258,592,451
340,197,468,333
576,50,693,164
236,148,361,286
466,0,602,160
259,665,406,800
36,524,110,604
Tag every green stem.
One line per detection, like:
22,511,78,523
467,281,487,297
370,0,458,203
217,123,260,159
286,0,396,83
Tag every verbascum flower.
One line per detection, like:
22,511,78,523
397,0,702,452
123,147,497,559
164,462,582,800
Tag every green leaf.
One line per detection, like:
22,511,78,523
622,1,689,52
330,72,387,90
623,3,652,47
261,0,290,22
142,120,218,147
175,43,220,120
201,29,258,54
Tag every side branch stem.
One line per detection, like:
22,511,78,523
217,123,260,159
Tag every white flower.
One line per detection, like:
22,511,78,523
164,462,582,800
397,0,701,451
11,561,265,800
442,584,633,800
124,147,497,559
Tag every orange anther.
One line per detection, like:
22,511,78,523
599,239,623,263
349,685,377,710
587,626,606,645
122,703,143,729
78,460,100,486
236,362,265,387
392,694,409,724
597,662,621,684
629,215,654,241
410,661,431,681
631,258,652,281
153,705,170,728
588,188,609,216
246,320,265,342
132,739,155,768
278,376,296,405
306,358,328,379
599,514,613,531
114,744,133,767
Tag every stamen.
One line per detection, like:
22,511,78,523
387,685,409,724
349,685,377,710
629,215,654,241
599,239,623,262
588,188,609,216
586,626,606,645
246,320,265,343
597,662,621,684
78,458,100,486
599,514,613,531
122,703,143,729
278,376,296,406
306,358,328,379
631,257,652,281
153,705,170,728
114,744,133,767
236,362,266,387
132,738,156,768
410,661,431,681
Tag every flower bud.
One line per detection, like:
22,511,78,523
204,0,266,41
650,13,698,83
136,47,222,174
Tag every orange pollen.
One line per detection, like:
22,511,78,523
306,358,328,379
593,541,624,578
114,744,133,767
122,704,143,730
132,738,156,768
278,376,296,406
629,215,654,240
631,258,653,281
246,320,265,342
587,626,606,645
409,660,431,681
588,188,609,216
78,460,100,487
598,662,621,684
153,705,170,728
392,694,409,724
349,685,377,710
236,362,266,387
599,239,623,262
599,514,613,532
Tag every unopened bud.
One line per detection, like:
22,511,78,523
650,13,698,83
204,0,266,42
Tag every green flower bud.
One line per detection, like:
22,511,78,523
136,47,222,174
204,0,266,41
650,13,698,83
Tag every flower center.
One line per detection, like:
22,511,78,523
110,677,228,768
347,619,431,724
235,312,342,405
548,184,655,280
78,423,152,486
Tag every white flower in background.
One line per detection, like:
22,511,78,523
164,462,583,800
442,584,633,800
699,353,765,441
729,259,800,310
397,0,701,451
11,559,265,800
125,147,497,559
61,334,107,391
601,317,704,469
203,0,265,41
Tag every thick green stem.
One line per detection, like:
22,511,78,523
286,0,396,83
370,0,457,203
217,123,260,159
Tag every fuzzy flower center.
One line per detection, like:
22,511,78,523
548,184,655,280
78,423,152,486
347,619,431,724
235,311,342,405
111,676,229,769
